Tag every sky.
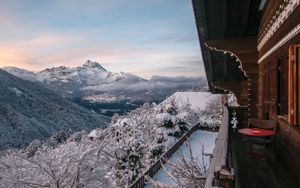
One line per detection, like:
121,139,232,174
0,0,205,79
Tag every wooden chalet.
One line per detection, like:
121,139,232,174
192,0,300,187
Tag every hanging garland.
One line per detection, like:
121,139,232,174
204,42,252,120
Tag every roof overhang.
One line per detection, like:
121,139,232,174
192,0,261,93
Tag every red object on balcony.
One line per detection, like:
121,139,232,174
238,128,275,137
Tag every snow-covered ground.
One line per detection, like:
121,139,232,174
144,130,218,187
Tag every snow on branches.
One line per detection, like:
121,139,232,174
0,92,223,187
0,134,113,188
163,142,207,188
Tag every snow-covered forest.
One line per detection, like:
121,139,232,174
0,92,230,187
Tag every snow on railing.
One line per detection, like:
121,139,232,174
204,106,234,188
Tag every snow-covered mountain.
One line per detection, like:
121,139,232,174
4,60,144,91
37,60,145,88
3,61,207,116
0,68,110,150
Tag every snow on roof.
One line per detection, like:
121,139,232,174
164,92,222,111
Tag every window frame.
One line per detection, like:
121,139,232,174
288,44,300,125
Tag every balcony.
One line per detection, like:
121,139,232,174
206,106,299,188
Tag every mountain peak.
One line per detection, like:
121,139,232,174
82,60,107,71
40,65,70,73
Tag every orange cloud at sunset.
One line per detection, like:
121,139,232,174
0,48,31,69
0,34,78,70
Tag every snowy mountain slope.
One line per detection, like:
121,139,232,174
0,69,110,150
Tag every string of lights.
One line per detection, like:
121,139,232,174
204,42,252,118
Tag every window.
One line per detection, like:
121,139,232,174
263,44,300,124
263,61,277,116
288,44,300,125
278,55,288,117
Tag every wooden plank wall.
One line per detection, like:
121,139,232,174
257,0,300,183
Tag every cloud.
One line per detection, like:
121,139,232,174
0,34,82,70
2,66,37,81
83,75,207,92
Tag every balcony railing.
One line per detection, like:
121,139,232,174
131,106,236,188
205,106,234,188
205,105,248,188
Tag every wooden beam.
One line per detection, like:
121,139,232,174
206,37,257,52
206,37,258,63
223,0,228,38
240,0,251,36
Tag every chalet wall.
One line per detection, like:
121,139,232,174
258,64,264,119
257,0,300,182
276,118,300,185
259,4,300,58
258,45,300,183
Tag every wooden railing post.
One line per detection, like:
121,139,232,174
214,166,235,188
205,106,234,188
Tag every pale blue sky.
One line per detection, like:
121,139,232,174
0,0,204,79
